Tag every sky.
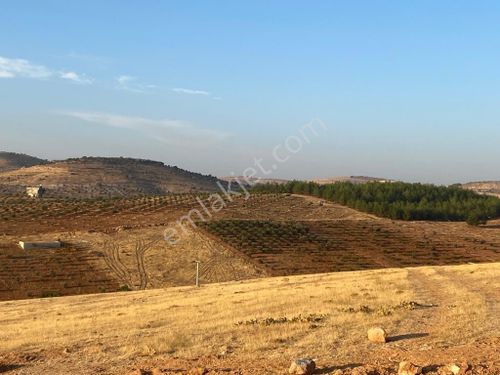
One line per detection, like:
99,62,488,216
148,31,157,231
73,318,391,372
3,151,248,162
1,1,500,184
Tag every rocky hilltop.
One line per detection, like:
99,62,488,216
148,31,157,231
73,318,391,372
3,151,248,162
462,181,500,198
0,155,225,197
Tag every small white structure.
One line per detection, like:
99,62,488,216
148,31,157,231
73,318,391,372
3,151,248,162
19,241,61,250
26,185,45,199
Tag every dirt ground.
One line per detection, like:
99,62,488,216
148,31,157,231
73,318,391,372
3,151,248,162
1,194,500,301
0,263,498,374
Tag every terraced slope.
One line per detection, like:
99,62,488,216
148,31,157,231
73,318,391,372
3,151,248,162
0,241,120,300
199,219,500,275
0,193,363,236
0,226,264,301
1,193,500,302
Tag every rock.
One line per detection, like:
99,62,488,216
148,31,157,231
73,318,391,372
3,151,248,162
217,344,234,357
289,358,316,374
440,363,469,375
115,225,133,231
367,327,387,343
398,361,422,375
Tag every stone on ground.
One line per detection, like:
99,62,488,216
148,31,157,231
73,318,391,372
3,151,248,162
440,363,470,375
289,358,316,374
398,361,422,375
367,327,387,343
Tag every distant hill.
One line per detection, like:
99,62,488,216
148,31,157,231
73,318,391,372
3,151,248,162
0,156,226,197
312,176,395,185
220,176,290,186
221,175,394,186
0,151,48,172
462,181,500,198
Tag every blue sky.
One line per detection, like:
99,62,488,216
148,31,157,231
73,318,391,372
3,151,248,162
1,1,500,183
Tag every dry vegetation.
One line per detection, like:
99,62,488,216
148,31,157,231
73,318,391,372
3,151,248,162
0,263,498,374
1,193,500,302
0,157,225,197
199,218,500,275
1,187,499,373
0,227,264,301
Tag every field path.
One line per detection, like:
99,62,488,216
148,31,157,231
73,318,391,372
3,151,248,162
401,266,497,349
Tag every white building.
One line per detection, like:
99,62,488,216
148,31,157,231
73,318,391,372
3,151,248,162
26,185,45,199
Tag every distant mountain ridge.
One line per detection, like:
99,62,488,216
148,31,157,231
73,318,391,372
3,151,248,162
219,176,290,185
0,151,48,172
312,176,395,185
221,175,395,186
0,155,226,198
2,151,498,198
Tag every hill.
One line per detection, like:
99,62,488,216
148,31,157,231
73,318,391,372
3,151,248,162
313,176,395,184
220,176,395,186
0,151,47,172
219,176,290,185
253,180,500,224
1,193,499,301
463,181,500,198
0,156,226,197
0,263,498,374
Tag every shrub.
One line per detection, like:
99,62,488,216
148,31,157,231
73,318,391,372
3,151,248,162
466,211,487,226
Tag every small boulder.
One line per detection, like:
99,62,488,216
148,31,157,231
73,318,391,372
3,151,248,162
398,361,422,375
289,358,316,374
367,327,387,343
441,363,469,375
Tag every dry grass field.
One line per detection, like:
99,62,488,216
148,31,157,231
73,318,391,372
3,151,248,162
0,263,498,374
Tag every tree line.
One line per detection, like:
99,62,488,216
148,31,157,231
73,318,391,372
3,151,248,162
252,181,500,225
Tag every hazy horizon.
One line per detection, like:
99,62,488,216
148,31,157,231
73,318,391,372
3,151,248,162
2,1,500,184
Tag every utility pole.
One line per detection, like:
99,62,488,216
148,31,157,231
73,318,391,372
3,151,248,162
194,260,200,287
